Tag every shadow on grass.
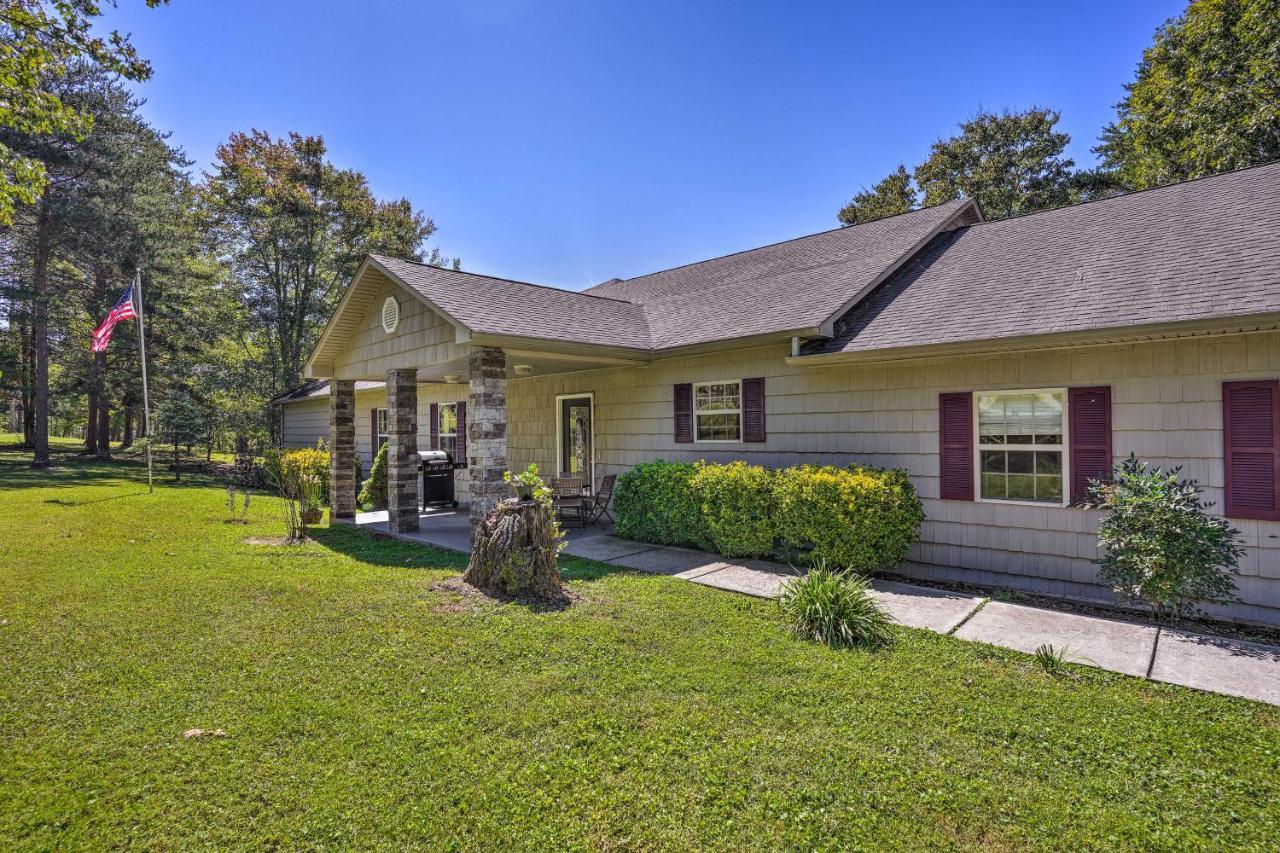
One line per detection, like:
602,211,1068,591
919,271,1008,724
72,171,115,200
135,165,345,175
308,523,469,572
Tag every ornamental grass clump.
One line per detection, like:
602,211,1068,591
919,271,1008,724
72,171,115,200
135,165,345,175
1087,453,1242,622
777,564,894,650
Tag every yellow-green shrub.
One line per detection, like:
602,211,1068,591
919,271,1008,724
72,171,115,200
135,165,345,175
691,461,775,558
773,465,923,571
268,442,331,501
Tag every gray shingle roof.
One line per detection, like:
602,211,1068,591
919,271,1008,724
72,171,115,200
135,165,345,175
370,199,972,352
372,257,654,351
273,379,383,404
586,199,974,348
805,161,1280,358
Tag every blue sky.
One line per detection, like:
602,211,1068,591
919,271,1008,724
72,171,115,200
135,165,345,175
103,0,1185,289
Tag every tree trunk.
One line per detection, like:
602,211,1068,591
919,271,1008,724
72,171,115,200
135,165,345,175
121,404,134,448
464,498,565,601
95,383,111,459
85,388,99,452
31,197,52,468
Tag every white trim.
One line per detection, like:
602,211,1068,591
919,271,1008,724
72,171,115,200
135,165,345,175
693,379,743,443
555,392,595,489
973,387,1070,508
380,296,400,334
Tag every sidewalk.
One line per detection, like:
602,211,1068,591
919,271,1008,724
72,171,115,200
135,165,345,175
348,512,1280,707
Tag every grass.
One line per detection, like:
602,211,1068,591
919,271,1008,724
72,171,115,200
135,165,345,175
1,444,1278,850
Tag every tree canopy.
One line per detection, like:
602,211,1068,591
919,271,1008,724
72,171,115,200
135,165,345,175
837,165,916,226
1096,0,1280,190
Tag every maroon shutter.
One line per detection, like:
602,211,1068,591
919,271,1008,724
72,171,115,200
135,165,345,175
1069,386,1112,504
1223,380,1280,521
939,392,973,500
429,402,439,451
455,400,467,465
742,377,765,442
674,383,693,443
369,408,379,453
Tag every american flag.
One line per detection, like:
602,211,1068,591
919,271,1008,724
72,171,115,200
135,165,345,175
91,284,138,353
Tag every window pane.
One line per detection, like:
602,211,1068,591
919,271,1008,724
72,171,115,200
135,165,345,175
981,450,1006,473
981,473,1007,500
696,382,740,412
978,396,1005,443
440,435,457,457
696,413,741,441
439,403,457,435
1035,451,1062,475
377,409,387,435
1007,450,1035,474
1008,474,1037,500
1032,393,1063,444
1003,395,1036,444
1038,474,1063,502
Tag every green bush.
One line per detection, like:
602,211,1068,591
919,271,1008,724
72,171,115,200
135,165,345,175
691,461,775,558
613,460,710,549
773,465,923,571
1087,453,1241,622
279,442,330,502
359,443,389,509
614,459,924,572
778,564,894,649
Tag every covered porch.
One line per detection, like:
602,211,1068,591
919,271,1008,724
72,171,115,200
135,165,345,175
306,255,651,536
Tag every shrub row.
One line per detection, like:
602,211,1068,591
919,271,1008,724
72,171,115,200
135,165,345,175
613,460,924,571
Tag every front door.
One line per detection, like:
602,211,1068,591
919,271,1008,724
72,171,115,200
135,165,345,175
558,395,593,488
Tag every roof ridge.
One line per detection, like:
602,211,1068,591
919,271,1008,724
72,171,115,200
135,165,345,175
590,198,970,292
965,157,1280,229
373,255,640,305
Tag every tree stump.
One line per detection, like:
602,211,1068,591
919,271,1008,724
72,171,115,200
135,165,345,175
464,498,565,600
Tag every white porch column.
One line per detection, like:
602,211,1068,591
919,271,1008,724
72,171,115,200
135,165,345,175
328,379,356,520
386,368,419,533
468,347,507,526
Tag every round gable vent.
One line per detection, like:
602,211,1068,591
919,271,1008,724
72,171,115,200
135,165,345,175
381,296,400,334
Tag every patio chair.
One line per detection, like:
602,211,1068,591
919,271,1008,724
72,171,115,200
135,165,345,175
551,475,587,528
586,473,617,525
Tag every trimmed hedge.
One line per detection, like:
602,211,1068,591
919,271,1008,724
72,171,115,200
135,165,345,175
612,460,710,549
264,442,331,501
614,459,923,572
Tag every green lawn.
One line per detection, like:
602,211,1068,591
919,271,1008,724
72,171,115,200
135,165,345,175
1,444,1278,850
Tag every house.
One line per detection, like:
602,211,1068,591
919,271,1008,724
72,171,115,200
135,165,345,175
281,162,1280,625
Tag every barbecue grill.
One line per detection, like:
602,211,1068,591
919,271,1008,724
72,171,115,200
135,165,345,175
418,449,457,508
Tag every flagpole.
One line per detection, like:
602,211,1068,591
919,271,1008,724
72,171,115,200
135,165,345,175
133,271,154,493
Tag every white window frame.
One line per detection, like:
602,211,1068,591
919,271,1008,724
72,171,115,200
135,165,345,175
973,387,1070,508
554,392,595,489
438,402,458,457
376,408,389,449
693,379,743,443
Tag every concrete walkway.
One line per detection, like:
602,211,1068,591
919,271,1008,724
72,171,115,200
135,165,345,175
344,511,1280,707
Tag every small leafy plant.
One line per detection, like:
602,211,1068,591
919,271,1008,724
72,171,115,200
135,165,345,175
1033,643,1068,675
358,442,388,509
1087,453,1243,622
777,564,894,649
503,464,564,550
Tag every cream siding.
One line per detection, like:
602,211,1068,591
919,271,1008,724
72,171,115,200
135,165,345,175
499,330,1280,626
280,397,329,450
332,277,467,380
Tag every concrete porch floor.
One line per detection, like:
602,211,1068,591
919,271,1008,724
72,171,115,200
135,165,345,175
337,509,1280,707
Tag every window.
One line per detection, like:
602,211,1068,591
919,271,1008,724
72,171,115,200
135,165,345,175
694,380,741,442
376,408,388,449
977,390,1066,505
438,402,458,457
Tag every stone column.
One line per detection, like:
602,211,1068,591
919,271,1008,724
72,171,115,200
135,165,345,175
468,347,508,526
328,380,356,520
386,368,419,533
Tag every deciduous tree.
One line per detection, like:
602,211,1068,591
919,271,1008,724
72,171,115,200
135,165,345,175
837,165,916,226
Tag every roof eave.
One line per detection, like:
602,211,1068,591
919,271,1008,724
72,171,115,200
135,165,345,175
786,313,1280,367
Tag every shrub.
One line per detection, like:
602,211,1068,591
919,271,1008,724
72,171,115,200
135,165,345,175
613,460,710,549
359,442,389,509
773,465,923,571
279,442,330,501
778,564,894,649
1087,453,1242,622
691,461,775,558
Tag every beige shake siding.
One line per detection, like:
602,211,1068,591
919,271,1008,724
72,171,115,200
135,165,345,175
280,396,329,450
282,326,1280,624
503,330,1280,624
